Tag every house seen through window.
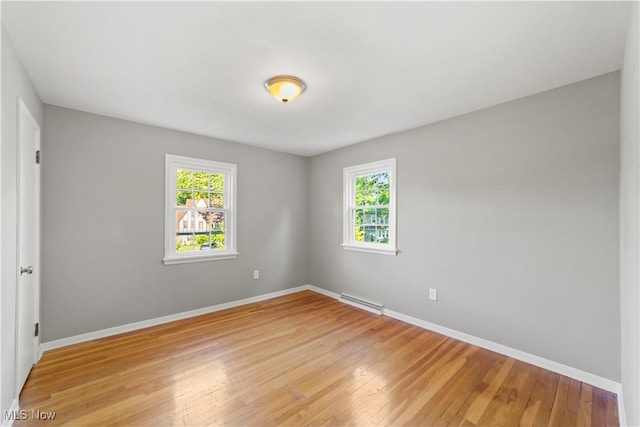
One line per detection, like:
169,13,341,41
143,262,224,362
164,155,238,264
354,172,391,243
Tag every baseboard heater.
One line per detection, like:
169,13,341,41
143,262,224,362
339,293,384,315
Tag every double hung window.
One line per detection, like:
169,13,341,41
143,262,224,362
342,158,397,255
164,155,238,264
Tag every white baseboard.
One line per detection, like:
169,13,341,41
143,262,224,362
37,284,623,399
40,285,309,353
305,285,622,395
307,285,339,299
36,338,43,363
2,398,19,427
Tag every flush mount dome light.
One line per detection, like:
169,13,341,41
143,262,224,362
264,75,306,103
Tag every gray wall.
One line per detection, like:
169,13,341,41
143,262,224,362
41,106,308,342
620,2,639,425
308,73,621,381
1,25,43,415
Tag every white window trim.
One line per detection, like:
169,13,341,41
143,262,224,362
163,154,238,265
342,158,397,256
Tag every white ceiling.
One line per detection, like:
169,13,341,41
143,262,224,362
2,1,630,156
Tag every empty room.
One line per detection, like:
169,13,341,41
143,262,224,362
1,1,639,426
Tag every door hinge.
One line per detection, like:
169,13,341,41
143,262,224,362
35,150,41,164
34,322,39,337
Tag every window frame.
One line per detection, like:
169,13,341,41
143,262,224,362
342,158,397,256
163,154,238,265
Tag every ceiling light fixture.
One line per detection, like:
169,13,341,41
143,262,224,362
264,75,306,104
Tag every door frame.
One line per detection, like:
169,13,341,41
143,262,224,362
14,97,41,395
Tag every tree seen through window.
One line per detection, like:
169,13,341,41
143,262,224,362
354,172,390,243
175,169,226,252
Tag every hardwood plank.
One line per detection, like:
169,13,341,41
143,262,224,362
521,367,561,427
591,387,608,427
15,290,617,426
475,360,531,426
444,357,505,427
577,383,594,427
418,349,500,426
459,356,516,425
502,365,545,427
606,390,620,427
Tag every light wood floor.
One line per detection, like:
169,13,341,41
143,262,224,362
17,290,618,426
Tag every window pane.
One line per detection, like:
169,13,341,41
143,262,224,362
209,212,225,231
373,172,389,189
355,176,369,206
176,234,197,252
363,226,377,242
362,208,376,225
374,172,390,205
376,208,389,225
355,208,375,225
354,225,364,242
355,175,368,190
193,192,210,207
355,189,367,207
210,173,224,192
356,175,375,192
354,209,364,226
194,229,210,250
192,205,210,250
176,210,195,252
354,210,361,241
375,226,389,244
176,169,193,189
194,211,211,233
177,191,192,206
199,236,218,251
176,210,193,232
210,193,224,208
353,209,366,241
209,212,225,249
355,173,390,206
198,238,212,251
353,208,389,244
194,171,208,190
211,233,225,250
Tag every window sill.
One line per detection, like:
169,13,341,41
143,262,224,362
163,252,239,265
341,244,398,256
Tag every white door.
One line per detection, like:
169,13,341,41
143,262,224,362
16,98,40,393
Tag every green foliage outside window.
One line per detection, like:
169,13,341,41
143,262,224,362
354,172,390,243
175,169,226,252
176,170,224,206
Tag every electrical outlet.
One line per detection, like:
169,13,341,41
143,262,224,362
253,270,260,280
429,288,437,301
